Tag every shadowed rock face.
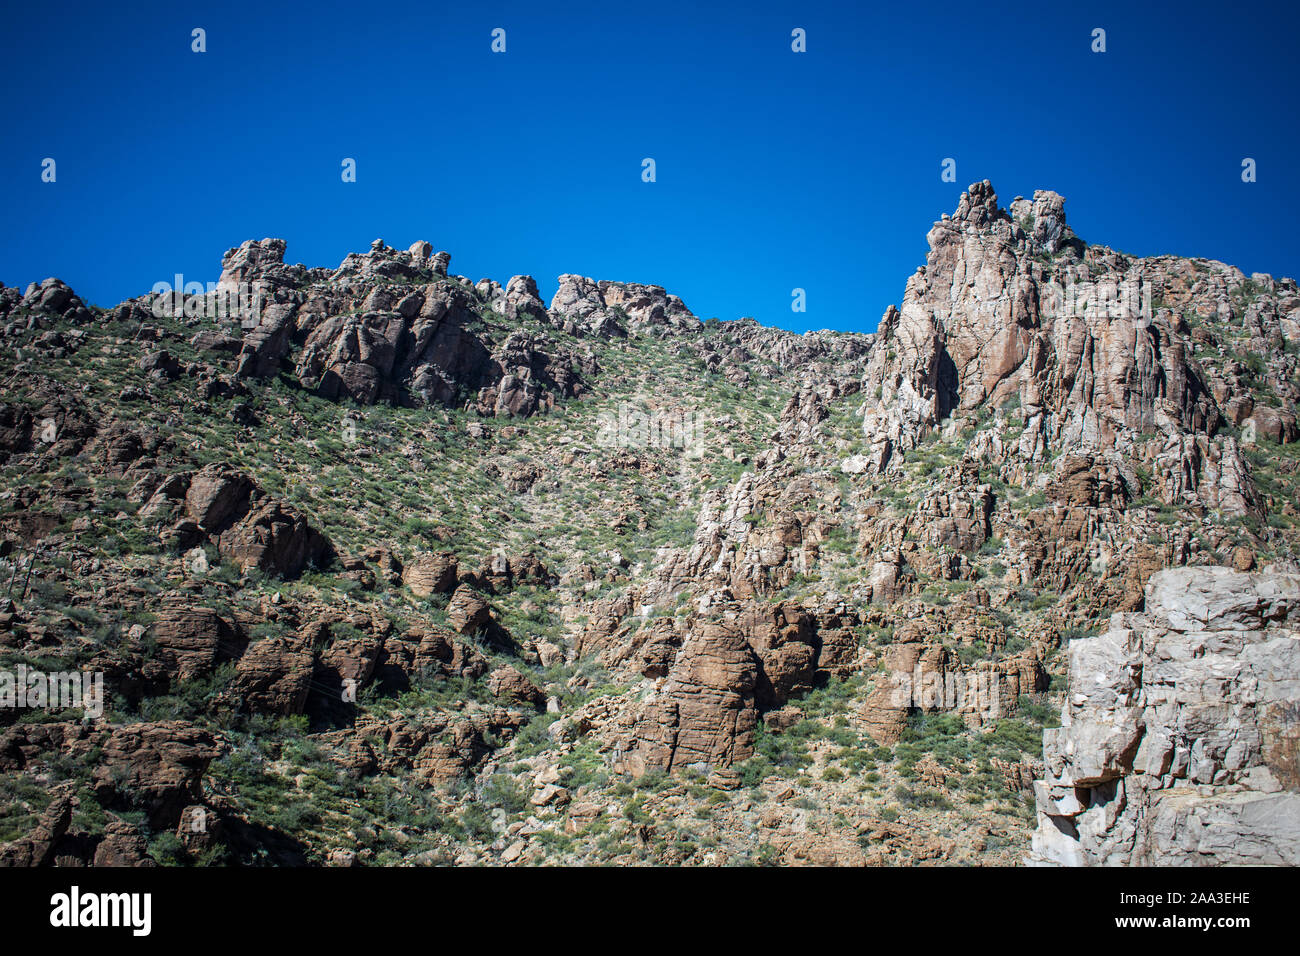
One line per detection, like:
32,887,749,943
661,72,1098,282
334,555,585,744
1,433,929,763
138,463,333,578
86,721,226,829
1030,566,1300,866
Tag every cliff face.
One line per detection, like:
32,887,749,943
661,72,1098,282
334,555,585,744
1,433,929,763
860,181,1293,518
0,183,1298,866
1031,566,1300,865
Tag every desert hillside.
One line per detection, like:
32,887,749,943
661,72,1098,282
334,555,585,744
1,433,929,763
1,181,1297,866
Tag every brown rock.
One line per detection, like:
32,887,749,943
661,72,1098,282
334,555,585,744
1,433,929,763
0,791,73,867
363,545,403,585
740,601,818,709
227,637,314,715
176,805,221,856
217,498,332,578
629,622,759,772
413,627,489,680
184,464,253,531
763,705,804,733
87,721,224,828
144,604,246,683
488,665,545,709
446,584,493,635
402,551,459,597
93,820,157,866
1250,405,1299,444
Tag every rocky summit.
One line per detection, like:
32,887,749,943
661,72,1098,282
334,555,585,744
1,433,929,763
1,181,1297,867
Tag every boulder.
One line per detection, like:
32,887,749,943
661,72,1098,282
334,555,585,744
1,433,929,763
86,721,224,828
446,585,493,635
488,665,545,709
184,464,253,531
227,638,315,715
217,499,332,577
402,551,459,597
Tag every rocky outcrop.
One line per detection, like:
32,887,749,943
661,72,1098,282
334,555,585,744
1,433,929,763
412,627,489,680
84,721,225,828
402,551,459,597
235,302,298,378
369,623,489,693
5,184,1300,869
597,280,699,333
861,181,1256,517
614,590,875,772
141,604,247,685
662,468,830,600
1030,566,1300,865
0,791,73,867
860,642,1047,744
475,551,554,593
446,584,493,634
356,707,527,784
225,637,315,715
223,241,598,418
140,463,332,577
474,331,594,418
217,498,332,577
0,278,92,326
185,464,254,530
218,238,300,291
626,621,759,774
737,601,819,709
93,821,157,867
488,665,545,709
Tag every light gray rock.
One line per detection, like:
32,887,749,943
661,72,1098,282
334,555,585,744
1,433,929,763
1029,565,1300,865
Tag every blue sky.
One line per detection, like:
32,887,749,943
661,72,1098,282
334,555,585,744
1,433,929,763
1,0,1296,333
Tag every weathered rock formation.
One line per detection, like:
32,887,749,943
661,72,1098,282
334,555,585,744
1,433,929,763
1030,566,1300,865
220,239,601,417
861,181,1262,519
625,620,759,773
3,180,1299,869
138,462,332,577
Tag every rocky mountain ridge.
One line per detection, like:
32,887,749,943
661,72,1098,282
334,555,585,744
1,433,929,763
0,181,1296,866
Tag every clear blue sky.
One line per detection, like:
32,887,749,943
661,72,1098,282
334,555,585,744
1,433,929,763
1,0,1296,333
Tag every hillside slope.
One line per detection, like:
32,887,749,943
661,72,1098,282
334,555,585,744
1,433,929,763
1,181,1297,866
